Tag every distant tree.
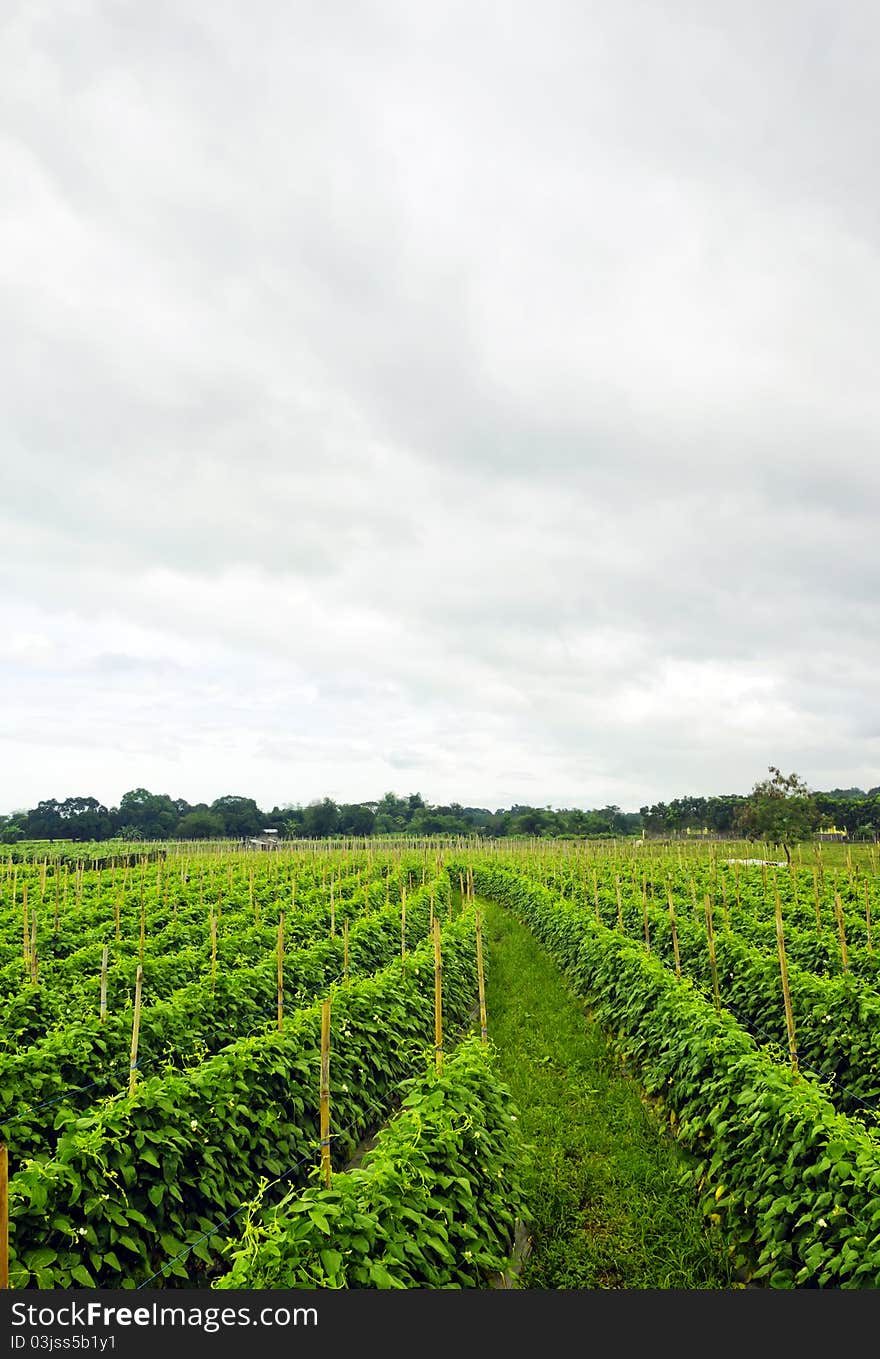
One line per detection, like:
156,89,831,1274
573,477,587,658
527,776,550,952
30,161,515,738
24,799,67,839
735,767,818,862
209,795,264,838
373,792,412,834
337,803,376,836
509,805,551,836
175,810,224,839
0,811,26,844
115,789,179,839
118,824,146,842
302,798,340,838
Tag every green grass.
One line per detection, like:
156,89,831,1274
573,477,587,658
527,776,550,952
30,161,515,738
481,898,737,1289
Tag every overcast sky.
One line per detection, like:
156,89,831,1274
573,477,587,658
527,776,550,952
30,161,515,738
2,0,879,816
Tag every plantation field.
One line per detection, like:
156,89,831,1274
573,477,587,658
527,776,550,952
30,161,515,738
2,837,879,1288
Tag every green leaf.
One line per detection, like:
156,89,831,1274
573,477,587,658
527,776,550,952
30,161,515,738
369,1261,398,1288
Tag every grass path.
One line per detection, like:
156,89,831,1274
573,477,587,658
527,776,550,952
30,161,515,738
481,897,737,1289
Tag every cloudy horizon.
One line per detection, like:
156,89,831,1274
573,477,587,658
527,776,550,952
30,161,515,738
3,1,879,817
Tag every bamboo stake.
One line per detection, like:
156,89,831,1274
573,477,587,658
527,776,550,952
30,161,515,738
53,869,59,935
833,891,849,973
320,998,331,1188
99,945,109,1022
277,913,285,1032
330,878,335,938
666,879,682,981
30,906,38,985
129,965,144,1096
591,869,601,924
138,894,145,963
614,874,624,931
813,868,823,935
433,917,443,1074
641,875,650,953
0,1144,7,1291
401,886,407,974
210,906,218,994
22,883,29,977
704,895,720,1011
865,880,873,956
343,917,349,983
720,873,729,930
773,883,798,1076
475,908,488,1047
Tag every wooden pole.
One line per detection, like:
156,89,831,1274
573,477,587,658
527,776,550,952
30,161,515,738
666,879,682,981
343,917,349,983
641,874,651,953
100,944,109,1022
320,998,331,1188
813,868,822,935
833,891,849,973
22,883,29,977
614,874,624,931
30,906,38,985
0,1144,8,1291
210,906,217,994
129,965,144,1096
704,895,721,1011
277,912,285,1032
330,879,335,938
401,886,407,973
592,870,601,925
865,880,873,956
433,917,443,1074
773,883,798,1076
475,908,488,1047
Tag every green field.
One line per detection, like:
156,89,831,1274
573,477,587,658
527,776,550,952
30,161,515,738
2,838,879,1288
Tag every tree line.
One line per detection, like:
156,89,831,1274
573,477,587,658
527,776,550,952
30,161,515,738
0,788,641,843
1,774,878,845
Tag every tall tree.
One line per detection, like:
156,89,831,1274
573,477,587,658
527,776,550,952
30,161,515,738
735,766,818,862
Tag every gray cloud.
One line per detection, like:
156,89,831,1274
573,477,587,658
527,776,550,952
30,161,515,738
2,1,879,813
